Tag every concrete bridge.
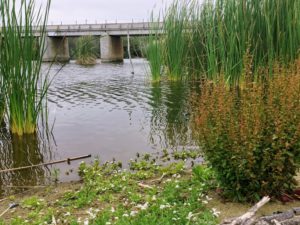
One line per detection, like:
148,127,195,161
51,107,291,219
41,22,162,62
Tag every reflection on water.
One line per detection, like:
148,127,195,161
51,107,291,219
0,128,54,196
149,82,197,149
0,59,201,191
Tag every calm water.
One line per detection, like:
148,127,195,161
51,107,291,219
0,59,200,195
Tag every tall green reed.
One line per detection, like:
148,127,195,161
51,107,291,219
162,1,189,81
146,15,163,82
148,0,300,85
0,0,51,135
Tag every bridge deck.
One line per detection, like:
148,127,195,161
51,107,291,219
35,22,163,37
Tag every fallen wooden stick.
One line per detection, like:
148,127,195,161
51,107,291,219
150,173,166,184
0,154,91,173
221,196,270,225
4,185,47,189
138,183,153,189
0,203,19,218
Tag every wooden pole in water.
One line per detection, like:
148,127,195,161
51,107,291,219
127,31,135,75
0,154,92,173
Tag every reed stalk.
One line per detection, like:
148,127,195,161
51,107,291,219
149,0,300,84
162,0,189,81
142,12,164,82
0,0,51,135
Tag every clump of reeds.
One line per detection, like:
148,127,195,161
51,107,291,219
0,0,51,135
146,37,163,82
162,1,189,81
147,0,300,84
75,36,97,65
145,14,164,82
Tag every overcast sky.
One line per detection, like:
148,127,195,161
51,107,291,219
40,0,174,25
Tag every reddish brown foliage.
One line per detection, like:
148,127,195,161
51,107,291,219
194,63,300,201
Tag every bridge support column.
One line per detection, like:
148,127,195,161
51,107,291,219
42,37,70,62
100,35,124,63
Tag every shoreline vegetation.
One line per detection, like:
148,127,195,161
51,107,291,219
0,0,51,136
1,153,300,225
145,0,300,83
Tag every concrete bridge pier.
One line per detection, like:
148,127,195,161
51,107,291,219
42,37,70,62
100,35,124,63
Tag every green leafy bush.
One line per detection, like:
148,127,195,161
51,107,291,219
195,64,300,201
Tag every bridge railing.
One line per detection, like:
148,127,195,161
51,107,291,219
33,22,164,33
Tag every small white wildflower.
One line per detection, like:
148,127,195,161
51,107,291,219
64,212,71,216
111,207,115,213
175,185,179,188
160,205,166,209
186,212,193,220
130,211,138,217
152,195,157,201
202,200,208,204
206,196,212,201
160,203,171,209
212,208,220,217
123,213,129,217
105,222,111,225
83,218,89,225
137,202,149,210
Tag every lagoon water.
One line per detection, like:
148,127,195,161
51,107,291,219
0,59,200,194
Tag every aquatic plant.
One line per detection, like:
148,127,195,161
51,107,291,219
75,36,97,65
0,0,51,135
142,13,164,82
146,36,163,82
192,0,300,85
149,0,300,84
162,0,189,81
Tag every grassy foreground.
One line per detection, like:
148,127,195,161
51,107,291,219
1,153,300,225
0,154,218,225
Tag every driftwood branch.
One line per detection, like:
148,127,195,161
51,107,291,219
138,183,154,189
0,154,91,173
221,196,270,225
150,173,166,184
